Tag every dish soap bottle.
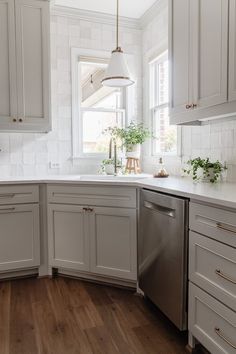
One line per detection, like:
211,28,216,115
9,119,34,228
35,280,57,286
154,157,169,178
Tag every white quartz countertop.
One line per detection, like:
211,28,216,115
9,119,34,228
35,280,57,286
0,174,236,209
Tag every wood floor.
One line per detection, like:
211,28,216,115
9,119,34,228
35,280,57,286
0,277,206,354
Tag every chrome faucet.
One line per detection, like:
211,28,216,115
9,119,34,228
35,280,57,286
109,138,118,175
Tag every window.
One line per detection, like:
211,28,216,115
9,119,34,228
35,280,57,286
150,52,177,155
78,58,125,157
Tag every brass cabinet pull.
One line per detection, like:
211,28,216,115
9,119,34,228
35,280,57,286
215,327,236,349
0,193,15,198
216,222,236,235
215,269,236,284
0,207,15,212
82,207,94,212
186,104,193,109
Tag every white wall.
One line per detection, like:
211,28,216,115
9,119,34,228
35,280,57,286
0,12,142,177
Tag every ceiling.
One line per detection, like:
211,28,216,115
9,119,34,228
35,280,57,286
54,0,157,19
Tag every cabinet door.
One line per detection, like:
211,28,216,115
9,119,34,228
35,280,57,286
48,204,90,272
15,0,50,130
192,0,228,109
0,0,17,125
169,0,191,116
89,207,137,280
0,204,40,272
229,0,236,101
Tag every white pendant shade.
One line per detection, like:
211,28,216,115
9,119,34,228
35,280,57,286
102,49,134,87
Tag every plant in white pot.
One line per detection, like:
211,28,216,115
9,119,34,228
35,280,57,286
100,158,122,175
118,122,151,158
183,157,226,183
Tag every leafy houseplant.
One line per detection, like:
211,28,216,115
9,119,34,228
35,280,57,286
183,157,226,183
100,158,122,175
113,122,151,158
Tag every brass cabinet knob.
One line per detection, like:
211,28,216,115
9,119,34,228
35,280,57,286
192,103,197,108
13,118,17,122
185,104,193,109
19,118,23,122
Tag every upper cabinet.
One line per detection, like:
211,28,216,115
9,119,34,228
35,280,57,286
0,0,51,132
229,0,236,101
169,0,236,125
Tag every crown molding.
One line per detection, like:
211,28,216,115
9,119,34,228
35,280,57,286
140,0,164,28
51,5,141,30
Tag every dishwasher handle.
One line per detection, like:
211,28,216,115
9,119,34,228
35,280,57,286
143,200,175,218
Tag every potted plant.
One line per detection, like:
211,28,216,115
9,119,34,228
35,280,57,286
183,157,226,183
101,158,122,175
117,122,151,158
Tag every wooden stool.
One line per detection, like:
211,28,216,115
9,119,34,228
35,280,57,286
126,158,141,174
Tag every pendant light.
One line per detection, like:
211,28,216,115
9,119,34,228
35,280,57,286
101,0,134,87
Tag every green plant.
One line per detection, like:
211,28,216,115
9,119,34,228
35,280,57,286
118,122,151,147
100,158,122,173
104,122,151,148
183,157,226,183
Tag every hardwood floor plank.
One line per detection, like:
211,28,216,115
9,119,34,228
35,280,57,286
9,279,38,354
0,282,11,354
45,278,92,354
84,326,120,354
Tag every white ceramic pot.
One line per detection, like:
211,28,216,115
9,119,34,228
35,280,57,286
125,144,141,159
197,167,216,182
104,164,115,175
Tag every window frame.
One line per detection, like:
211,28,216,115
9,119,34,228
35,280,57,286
149,51,179,157
71,48,128,160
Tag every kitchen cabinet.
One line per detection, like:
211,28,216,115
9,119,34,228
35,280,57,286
0,0,17,124
48,204,90,272
0,185,40,273
169,0,190,117
169,0,236,124
188,201,236,353
229,0,236,101
47,185,137,283
90,207,137,280
0,0,51,132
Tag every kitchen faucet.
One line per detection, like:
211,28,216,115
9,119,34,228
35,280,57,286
109,138,118,175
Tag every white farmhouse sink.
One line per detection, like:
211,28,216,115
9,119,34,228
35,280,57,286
79,174,149,182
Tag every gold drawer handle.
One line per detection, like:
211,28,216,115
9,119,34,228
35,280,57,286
215,327,236,349
216,222,236,235
0,207,15,212
215,269,236,284
0,193,15,198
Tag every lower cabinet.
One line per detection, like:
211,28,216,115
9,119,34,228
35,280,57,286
48,204,90,272
189,283,236,354
48,204,137,281
90,207,137,280
0,204,40,272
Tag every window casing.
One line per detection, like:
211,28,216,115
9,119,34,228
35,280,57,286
150,51,177,156
78,59,125,158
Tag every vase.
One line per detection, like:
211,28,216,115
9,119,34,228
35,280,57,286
104,164,115,175
125,144,141,159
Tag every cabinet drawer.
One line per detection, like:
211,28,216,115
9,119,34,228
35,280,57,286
190,202,236,247
189,231,236,311
0,185,39,205
47,185,137,208
189,283,236,354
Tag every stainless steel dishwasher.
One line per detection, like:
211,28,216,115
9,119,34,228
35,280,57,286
138,189,189,330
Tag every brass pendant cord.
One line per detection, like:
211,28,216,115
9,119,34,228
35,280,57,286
116,0,119,49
